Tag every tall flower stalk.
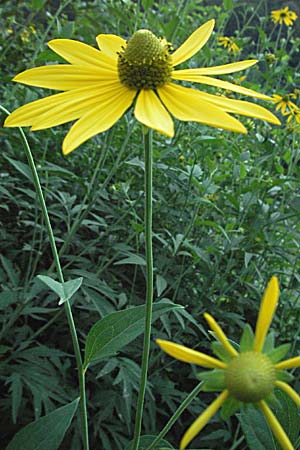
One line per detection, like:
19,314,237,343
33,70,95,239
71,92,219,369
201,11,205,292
1,106,89,450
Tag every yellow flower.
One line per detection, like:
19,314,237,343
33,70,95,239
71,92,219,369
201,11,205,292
218,36,240,53
157,277,300,450
286,106,300,124
273,93,297,114
271,6,298,26
4,20,280,155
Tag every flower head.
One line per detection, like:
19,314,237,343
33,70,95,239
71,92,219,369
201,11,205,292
271,6,298,26
273,93,298,115
157,277,300,450
4,20,280,155
218,36,240,53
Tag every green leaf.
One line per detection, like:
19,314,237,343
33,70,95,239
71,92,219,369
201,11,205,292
221,396,241,420
84,301,182,368
4,156,33,182
6,398,79,450
156,274,167,297
240,324,254,352
124,435,174,450
211,342,232,362
223,0,233,9
238,405,276,450
198,369,226,391
114,253,146,265
37,275,83,305
263,331,275,353
266,343,291,363
272,389,300,447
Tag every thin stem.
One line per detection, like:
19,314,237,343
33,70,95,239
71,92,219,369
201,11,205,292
131,128,153,450
1,106,89,450
144,381,204,450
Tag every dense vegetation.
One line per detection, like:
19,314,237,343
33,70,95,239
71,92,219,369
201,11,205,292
1,0,300,449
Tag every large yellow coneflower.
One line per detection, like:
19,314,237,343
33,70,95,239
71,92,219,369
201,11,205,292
4,20,279,154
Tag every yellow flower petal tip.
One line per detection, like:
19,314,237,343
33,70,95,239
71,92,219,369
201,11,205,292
5,20,280,153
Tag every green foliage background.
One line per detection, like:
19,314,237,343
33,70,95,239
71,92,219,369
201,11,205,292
1,0,300,449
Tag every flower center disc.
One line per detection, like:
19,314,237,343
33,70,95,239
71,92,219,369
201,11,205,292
118,29,173,90
225,351,276,402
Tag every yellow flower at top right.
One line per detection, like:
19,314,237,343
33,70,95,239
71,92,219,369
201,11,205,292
271,6,298,26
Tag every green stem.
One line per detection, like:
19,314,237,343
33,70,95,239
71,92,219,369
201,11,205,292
144,381,204,450
132,128,153,450
1,106,89,450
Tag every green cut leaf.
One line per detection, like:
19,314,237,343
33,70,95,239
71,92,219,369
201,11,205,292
124,435,174,450
84,301,182,368
37,275,83,305
6,398,79,450
239,324,254,352
266,343,291,363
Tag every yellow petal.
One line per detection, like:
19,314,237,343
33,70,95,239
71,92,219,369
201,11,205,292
204,313,238,358
4,83,118,128
275,356,300,370
48,38,117,69
259,400,294,450
171,19,215,67
134,90,174,137
96,34,126,60
175,60,258,76
31,82,123,130
253,276,279,352
156,339,226,369
13,65,118,90
158,83,247,133
194,91,281,125
180,390,229,449
275,380,300,406
172,72,272,100
62,84,135,154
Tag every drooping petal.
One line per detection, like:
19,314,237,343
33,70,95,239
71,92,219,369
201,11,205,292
158,83,247,133
96,34,126,60
13,65,118,90
275,380,300,406
253,277,279,352
156,339,226,369
171,19,215,67
180,390,229,450
204,313,238,358
4,83,121,129
134,90,174,137
62,85,135,154
194,91,281,125
174,60,257,76
172,71,272,100
259,400,294,450
275,356,300,370
48,39,117,70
